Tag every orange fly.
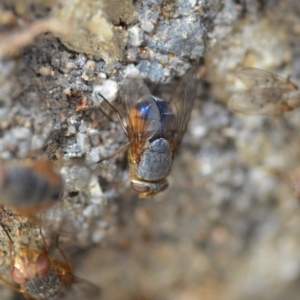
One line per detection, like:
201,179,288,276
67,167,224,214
0,225,100,300
0,160,63,217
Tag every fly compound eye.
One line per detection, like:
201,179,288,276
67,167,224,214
11,266,27,284
131,181,150,193
131,179,169,197
35,254,51,277
159,182,168,192
11,253,51,284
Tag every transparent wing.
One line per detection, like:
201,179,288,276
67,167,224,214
62,276,101,300
121,77,151,130
167,66,199,153
230,93,288,115
230,68,299,115
238,68,298,91
121,78,162,160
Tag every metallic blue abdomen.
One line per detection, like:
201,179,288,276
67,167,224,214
133,95,176,141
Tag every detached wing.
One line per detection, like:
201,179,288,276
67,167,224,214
230,68,299,115
238,68,297,90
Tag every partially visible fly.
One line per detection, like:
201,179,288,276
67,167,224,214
100,66,199,197
0,160,63,217
0,226,100,300
229,68,300,115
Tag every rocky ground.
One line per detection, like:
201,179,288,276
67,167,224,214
1,0,300,299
